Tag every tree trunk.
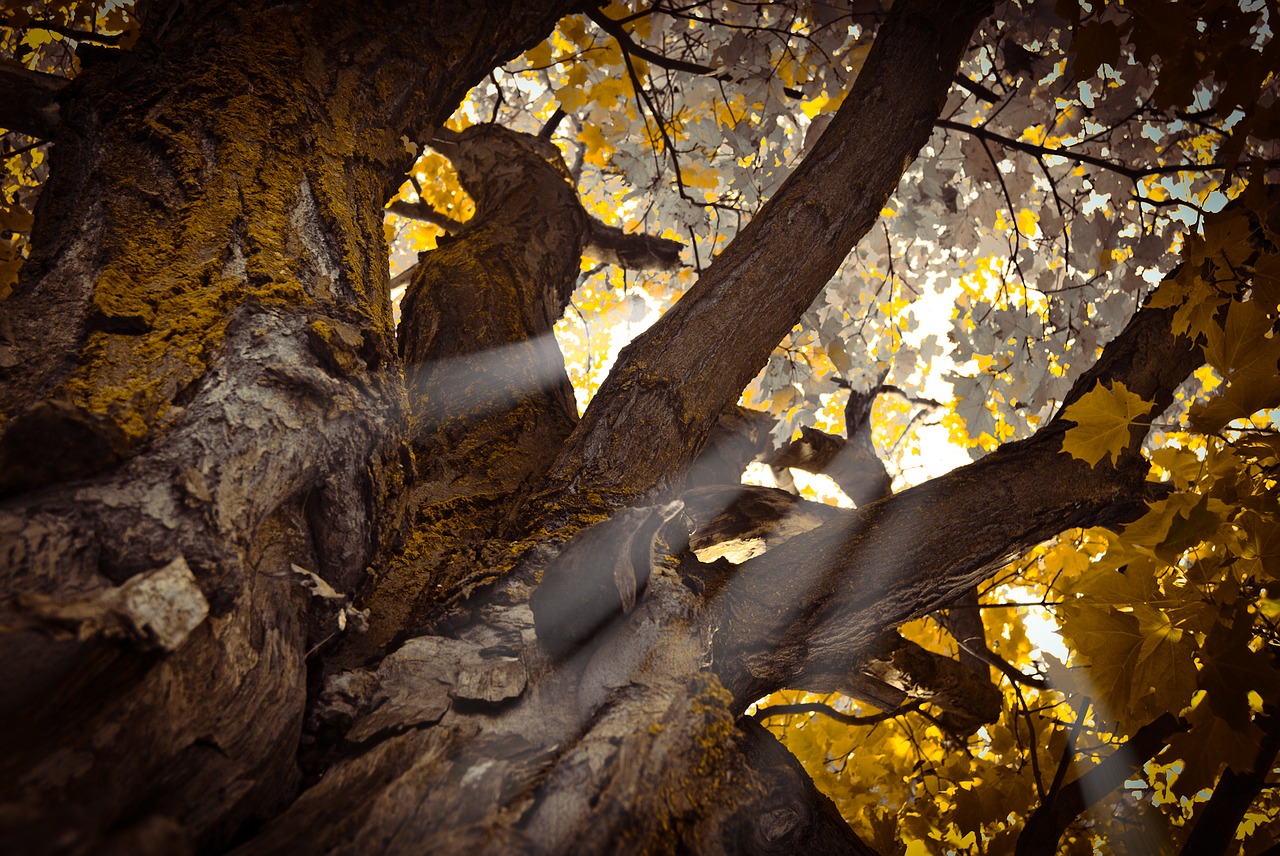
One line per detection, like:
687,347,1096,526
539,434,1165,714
0,0,1227,853
0,3,579,850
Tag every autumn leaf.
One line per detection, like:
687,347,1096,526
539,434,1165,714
1203,299,1280,384
1190,299,1280,431
1060,381,1154,467
1125,492,1226,558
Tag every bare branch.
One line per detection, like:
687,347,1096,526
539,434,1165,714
952,74,1000,104
754,700,920,727
0,18,125,45
585,8,806,98
936,117,1277,181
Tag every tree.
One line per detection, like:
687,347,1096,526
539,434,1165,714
1,0,1278,852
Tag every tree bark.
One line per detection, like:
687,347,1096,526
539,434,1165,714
1,0,1240,853
0,3,581,850
515,0,994,520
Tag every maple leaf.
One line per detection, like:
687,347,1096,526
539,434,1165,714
1060,381,1155,467
1190,299,1280,432
1057,602,1143,716
1203,299,1280,384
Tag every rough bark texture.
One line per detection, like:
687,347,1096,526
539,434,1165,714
0,2,582,850
0,0,1244,852
516,0,995,518
707,294,1203,705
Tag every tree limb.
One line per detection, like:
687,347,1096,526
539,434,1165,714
754,700,920,727
735,716,883,855
936,117,1278,180
385,197,683,271
584,218,683,270
0,18,126,45
707,265,1206,704
385,198,467,232
1178,707,1280,856
938,589,1048,688
0,60,69,139
1015,712,1189,856
521,0,994,521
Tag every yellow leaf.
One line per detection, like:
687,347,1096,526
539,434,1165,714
577,124,611,167
1060,380,1154,467
801,93,829,119
557,83,588,112
590,77,629,111
1015,208,1039,237
525,41,553,68
1203,299,1280,382
681,161,718,190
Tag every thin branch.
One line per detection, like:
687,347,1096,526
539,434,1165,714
2,139,44,161
953,73,1000,104
937,118,1278,181
0,17,125,45
585,7,805,98
539,106,566,139
754,700,920,727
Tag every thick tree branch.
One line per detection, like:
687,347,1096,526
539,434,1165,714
0,61,69,139
386,196,683,271
584,218,683,270
1178,707,1280,856
707,270,1205,704
521,0,993,521
1015,712,1189,856
385,198,467,232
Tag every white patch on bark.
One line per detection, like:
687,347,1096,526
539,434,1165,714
290,175,342,296
14,555,209,652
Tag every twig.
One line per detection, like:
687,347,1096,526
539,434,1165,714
754,700,921,727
